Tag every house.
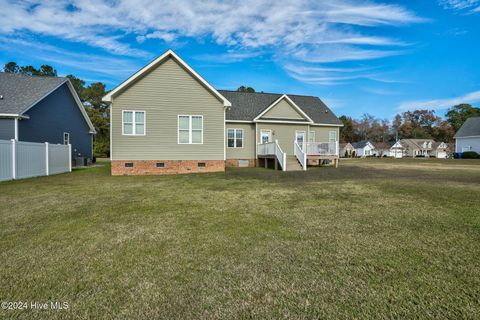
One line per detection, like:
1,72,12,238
389,140,406,158
400,139,439,158
373,141,394,157
339,142,354,158
431,142,449,158
352,140,376,157
455,117,480,153
0,72,95,162
103,49,342,175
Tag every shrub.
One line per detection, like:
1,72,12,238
462,151,479,159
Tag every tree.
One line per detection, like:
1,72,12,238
446,104,480,131
339,115,355,142
237,86,255,93
3,62,19,73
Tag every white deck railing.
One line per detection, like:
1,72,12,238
305,141,339,156
257,140,286,171
294,141,307,171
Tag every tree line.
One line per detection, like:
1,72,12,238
339,105,480,143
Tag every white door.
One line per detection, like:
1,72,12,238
295,131,306,150
260,130,272,144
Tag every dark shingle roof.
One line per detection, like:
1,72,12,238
455,117,480,138
0,72,67,115
352,140,370,149
219,90,342,125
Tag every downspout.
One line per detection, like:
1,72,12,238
14,117,19,141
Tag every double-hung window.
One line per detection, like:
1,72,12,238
63,132,70,145
308,131,315,143
227,128,244,148
123,111,145,135
178,115,203,144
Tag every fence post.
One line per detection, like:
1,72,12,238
11,139,16,180
68,144,72,172
45,142,49,176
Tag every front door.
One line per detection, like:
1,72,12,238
295,131,306,150
260,130,272,144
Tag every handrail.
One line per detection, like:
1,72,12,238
294,141,307,170
257,141,286,171
305,141,338,156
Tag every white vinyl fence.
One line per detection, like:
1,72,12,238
0,139,71,182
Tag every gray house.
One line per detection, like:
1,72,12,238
455,117,480,153
0,72,96,161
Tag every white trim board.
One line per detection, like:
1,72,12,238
102,49,232,107
253,94,314,123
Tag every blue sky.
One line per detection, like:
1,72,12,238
1,0,479,120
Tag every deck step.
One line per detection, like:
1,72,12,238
285,155,303,171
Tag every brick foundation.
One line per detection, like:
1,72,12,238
307,158,337,166
112,160,225,176
225,159,256,168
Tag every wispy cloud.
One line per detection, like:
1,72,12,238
439,0,480,13
398,90,480,111
0,0,425,84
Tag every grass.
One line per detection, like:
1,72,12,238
1,158,479,319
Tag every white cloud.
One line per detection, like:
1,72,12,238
398,90,480,111
439,0,480,12
0,0,425,84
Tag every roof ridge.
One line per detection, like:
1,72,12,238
218,89,318,98
0,72,67,81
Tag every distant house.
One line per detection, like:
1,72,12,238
389,140,406,158
0,73,96,162
352,140,376,157
399,139,448,158
339,142,354,157
373,141,394,157
455,117,480,153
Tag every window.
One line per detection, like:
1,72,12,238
227,128,244,148
156,162,165,168
63,132,70,145
123,111,145,135
462,146,472,152
125,162,134,168
178,115,203,144
308,131,315,143
329,131,337,142
260,130,272,144
198,162,206,167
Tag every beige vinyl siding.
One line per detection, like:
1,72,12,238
111,58,225,160
257,123,309,154
225,123,255,159
308,126,339,143
261,99,306,120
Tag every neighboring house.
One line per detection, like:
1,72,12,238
0,72,96,162
389,140,406,158
432,142,449,158
339,142,354,158
455,117,480,153
400,139,437,158
352,140,376,157
103,49,342,175
373,141,394,157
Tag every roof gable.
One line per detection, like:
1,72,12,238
255,94,313,122
455,117,480,138
102,49,231,107
220,90,342,125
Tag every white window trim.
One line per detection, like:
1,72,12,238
122,110,146,136
227,128,244,148
329,130,337,142
308,130,315,143
295,130,306,142
259,129,272,143
63,132,70,145
178,115,204,144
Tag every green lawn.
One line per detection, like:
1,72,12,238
1,159,479,319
